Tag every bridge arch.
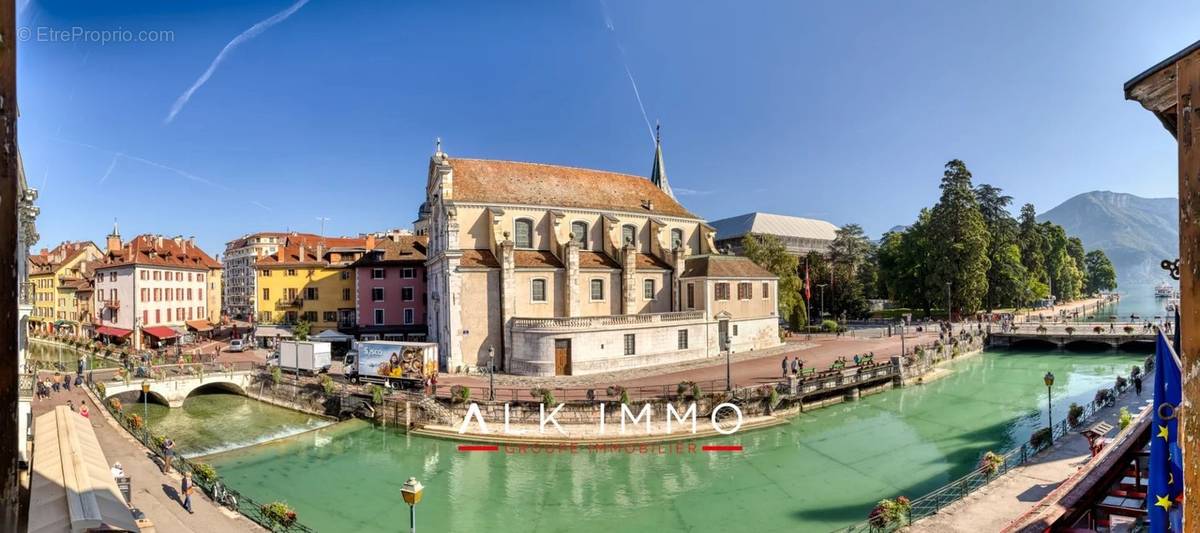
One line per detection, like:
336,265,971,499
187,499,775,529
1116,340,1155,353
1008,338,1059,350
110,389,171,407
185,381,247,400
1063,339,1114,352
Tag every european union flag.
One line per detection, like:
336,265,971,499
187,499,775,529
1147,331,1183,532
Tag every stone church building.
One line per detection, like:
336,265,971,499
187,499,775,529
419,139,781,376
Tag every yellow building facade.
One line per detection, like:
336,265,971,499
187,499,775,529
26,241,102,334
254,235,366,334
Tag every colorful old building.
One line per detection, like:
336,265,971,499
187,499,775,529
92,227,222,349
26,240,102,336
254,234,368,334
350,234,428,340
222,232,317,320
418,138,781,376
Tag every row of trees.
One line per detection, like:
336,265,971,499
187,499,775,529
745,159,1118,323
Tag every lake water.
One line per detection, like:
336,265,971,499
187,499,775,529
203,350,1141,532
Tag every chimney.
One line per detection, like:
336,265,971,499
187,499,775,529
277,246,285,261
366,234,376,250
156,236,164,249
299,244,307,261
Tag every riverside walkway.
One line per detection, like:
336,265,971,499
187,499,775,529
910,386,1151,532
30,372,261,532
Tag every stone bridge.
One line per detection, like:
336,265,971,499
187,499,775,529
988,323,1159,351
94,362,260,408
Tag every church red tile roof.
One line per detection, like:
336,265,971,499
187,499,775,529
447,158,698,219
96,235,219,271
354,236,428,266
635,253,673,270
680,255,775,279
459,249,499,268
514,250,563,268
255,235,370,267
578,251,621,270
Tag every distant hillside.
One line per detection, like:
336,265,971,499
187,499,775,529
1039,191,1177,286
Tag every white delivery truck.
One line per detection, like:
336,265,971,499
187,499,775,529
271,340,333,375
344,341,438,389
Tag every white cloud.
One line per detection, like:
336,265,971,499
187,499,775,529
165,0,310,124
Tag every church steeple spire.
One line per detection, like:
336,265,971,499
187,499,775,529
650,122,674,199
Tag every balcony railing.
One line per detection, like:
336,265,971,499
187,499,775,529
511,310,705,330
18,373,34,400
276,297,303,308
19,282,33,305
101,299,120,310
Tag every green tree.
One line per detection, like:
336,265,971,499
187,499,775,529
975,184,1022,310
829,224,874,318
1084,249,1118,294
294,320,311,341
1018,203,1047,286
742,234,801,324
927,160,991,316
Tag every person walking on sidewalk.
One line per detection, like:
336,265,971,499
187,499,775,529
181,472,194,514
1134,375,1143,396
781,356,789,378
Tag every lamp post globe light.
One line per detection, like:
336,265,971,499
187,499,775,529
1043,371,1055,444
487,346,495,401
401,477,424,533
140,381,150,426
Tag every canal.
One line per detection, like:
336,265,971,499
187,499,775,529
28,340,120,370
202,350,1143,532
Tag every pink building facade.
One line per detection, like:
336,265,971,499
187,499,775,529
350,235,428,340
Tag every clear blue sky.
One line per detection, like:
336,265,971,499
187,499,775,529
17,0,1199,256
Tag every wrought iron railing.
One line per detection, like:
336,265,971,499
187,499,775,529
19,282,34,305
833,390,1113,532
92,381,316,532
18,373,34,400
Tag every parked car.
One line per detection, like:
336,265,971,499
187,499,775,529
226,339,246,353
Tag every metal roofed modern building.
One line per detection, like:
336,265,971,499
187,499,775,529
709,212,839,256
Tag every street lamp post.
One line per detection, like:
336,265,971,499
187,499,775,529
817,283,828,321
401,477,424,533
725,347,732,392
487,347,495,401
141,381,150,427
1043,371,1055,444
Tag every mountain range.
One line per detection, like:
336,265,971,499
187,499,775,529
1038,191,1178,286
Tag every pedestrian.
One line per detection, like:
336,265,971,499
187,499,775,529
790,357,799,376
63,377,71,392
51,377,60,394
781,356,788,378
162,438,176,474
1134,375,1143,396
80,405,89,418
111,462,125,479
431,373,438,396
181,472,194,514
798,359,805,376
67,400,74,412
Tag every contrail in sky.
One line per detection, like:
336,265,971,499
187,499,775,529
165,0,310,124
599,0,655,144
51,137,230,191
98,153,121,184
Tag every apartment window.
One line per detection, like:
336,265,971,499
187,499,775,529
340,270,351,280
401,268,415,279
140,271,147,280
198,273,204,282
263,288,270,301
305,287,319,300
678,329,689,349
323,311,337,322
623,334,636,355
166,309,172,322
143,310,148,325
403,308,415,325
571,221,589,248
198,289,203,300
286,288,297,299
374,309,385,325
287,269,297,276
622,224,637,246
261,269,271,277
372,288,384,302
401,287,414,301
109,272,116,282
514,219,533,248
372,268,385,280
188,272,193,282
643,279,655,299
590,278,604,301
154,288,161,301
715,282,730,301
762,282,770,300
188,308,193,320
155,310,160,323
686,283,695,308
141,288,148,302
738,282,752,300
672,229,684,250
342,288,352,301
733,325,739,336
530,279,547,302
187,288,193,300
302,311,318,322
260,311,273,323
165,289,172,302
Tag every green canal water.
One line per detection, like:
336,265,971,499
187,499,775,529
28,340,119,369
202,350,1142,532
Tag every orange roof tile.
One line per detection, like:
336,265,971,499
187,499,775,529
514,250,562,268
354,236,428,266
95,235,218,271
459,249,499,268
680,255,775,279
635,253,673,270
578,251,621,270
448,158,698,218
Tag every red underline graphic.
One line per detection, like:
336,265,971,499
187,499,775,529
458,445,500,452
701,445,743,452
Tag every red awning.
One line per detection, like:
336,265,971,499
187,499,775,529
95,326,132,338
185,320,214,332
142,326,179,339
